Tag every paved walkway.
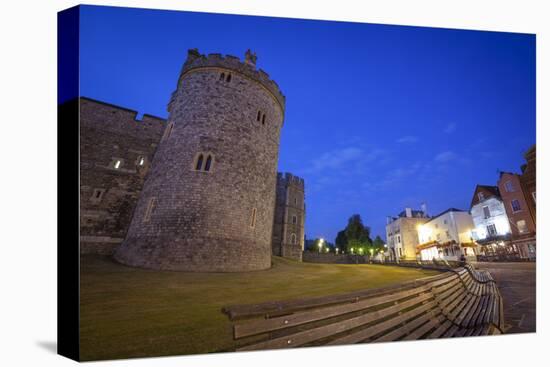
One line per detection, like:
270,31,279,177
473,262,536,334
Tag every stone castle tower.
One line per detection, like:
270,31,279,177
272,173,306,261
114,49,286,272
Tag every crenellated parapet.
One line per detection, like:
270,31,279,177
175,48,286,112
277,172,305,189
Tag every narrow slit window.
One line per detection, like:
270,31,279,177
292,215,297,224
220,72,225,81
226,73,232,82
262,114,266,125
165,123,174,139
250,208,257,228
113,159,122,169
138,157,145,166
204,155,212,171
143,197,157,223
195,154,204,171
257,111,261,121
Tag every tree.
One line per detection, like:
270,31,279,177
335,230,348,252
343,214,372,254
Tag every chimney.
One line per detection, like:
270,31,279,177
405,207,412,218
420,203,428,217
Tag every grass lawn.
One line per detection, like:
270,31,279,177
80,255,438,361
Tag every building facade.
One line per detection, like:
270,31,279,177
417,208,476,261
470,185,513,260
498,171,536,259
79,97,166,255
386,207,429,261
272,173,306,261
520,145,536,226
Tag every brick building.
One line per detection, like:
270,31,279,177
494,146,536,260
272,173,306,261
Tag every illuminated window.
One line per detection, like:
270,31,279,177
143,197,156,223
137,157,145,166
111,158,123,170
517,220,528,234
511,199,521,212
250,208,256,228
505,181,514,192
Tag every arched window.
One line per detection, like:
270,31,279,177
226,73,232,82
195,154,204,171
291,233,296,244
204,155,212,171
220,72,225,81
262,114,266,125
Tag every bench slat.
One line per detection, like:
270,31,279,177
237,292,434,351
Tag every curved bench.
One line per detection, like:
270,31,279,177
222,266,503,351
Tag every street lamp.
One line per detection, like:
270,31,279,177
318,238,324,253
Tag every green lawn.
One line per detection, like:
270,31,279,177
80,255,438,361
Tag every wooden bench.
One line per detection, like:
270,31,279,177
222,266,504,351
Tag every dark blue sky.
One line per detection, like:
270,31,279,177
79,5,535,242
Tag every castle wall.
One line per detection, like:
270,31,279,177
114,50,285,272
272,172,305,261
79,97,166,254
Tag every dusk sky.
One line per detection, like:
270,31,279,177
78,5,536,242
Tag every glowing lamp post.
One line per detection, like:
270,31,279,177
318,238,324,253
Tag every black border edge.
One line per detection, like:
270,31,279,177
57,5,81,362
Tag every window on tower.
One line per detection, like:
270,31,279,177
195,154,204,171
193,152,214,172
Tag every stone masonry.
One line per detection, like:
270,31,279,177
79,97,166,255
113,49,288,272
272,173,306,261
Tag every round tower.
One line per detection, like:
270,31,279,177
114,49,286,272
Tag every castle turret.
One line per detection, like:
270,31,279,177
272,172,306,261
114,49,286,271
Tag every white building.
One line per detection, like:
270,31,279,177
470,185,512,258
417,208,477,261
386,206,429,261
